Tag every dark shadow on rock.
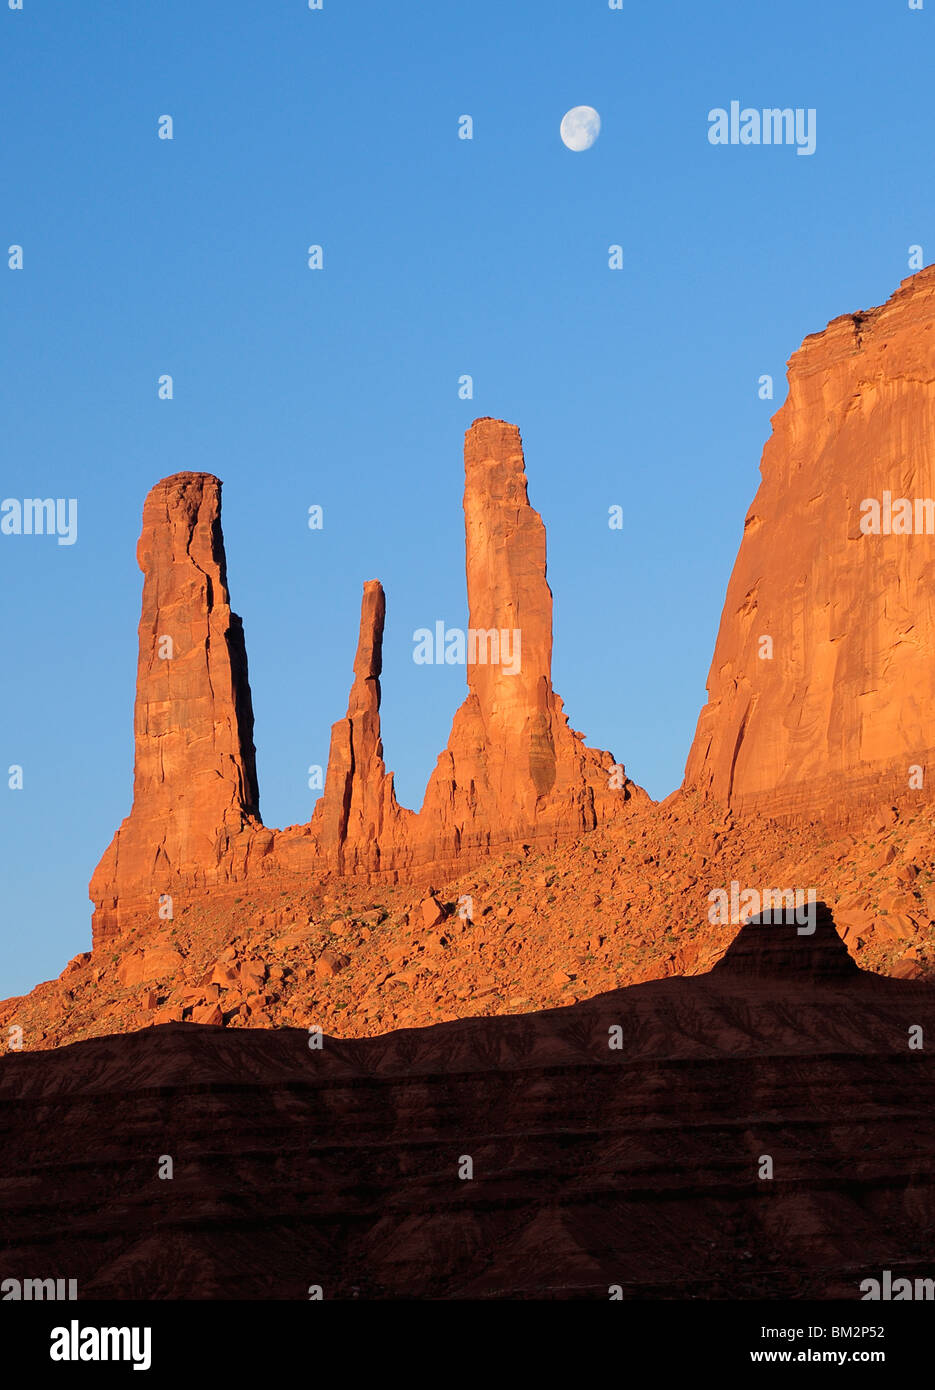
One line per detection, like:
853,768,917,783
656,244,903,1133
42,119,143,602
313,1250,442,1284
712,900,860,981
0,908,932,1300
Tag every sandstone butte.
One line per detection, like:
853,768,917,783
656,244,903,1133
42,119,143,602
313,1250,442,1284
7,266,935,1052
90,416,646,948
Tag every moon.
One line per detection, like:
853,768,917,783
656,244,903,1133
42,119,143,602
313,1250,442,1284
560,106,601,152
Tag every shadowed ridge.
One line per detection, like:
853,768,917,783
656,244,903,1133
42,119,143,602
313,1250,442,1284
2,957,933,1299
712,900,860,980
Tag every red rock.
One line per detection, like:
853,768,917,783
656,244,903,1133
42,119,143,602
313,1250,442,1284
835,909,874,941
62,953,91,977
117,946,183,988
90,474,261,945
418,420,647,866
190,1002,223,1025
151,1005,182,1024
685,267,935,823
891,957,925,979
870,915,912,946
238,962,266,991
85,422,650,955
274,931,314,950
420,895,446,929
309,580,410,873
315,952,350,980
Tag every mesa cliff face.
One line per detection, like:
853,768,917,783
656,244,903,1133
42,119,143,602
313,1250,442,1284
90,422,642,946
685,266,935,820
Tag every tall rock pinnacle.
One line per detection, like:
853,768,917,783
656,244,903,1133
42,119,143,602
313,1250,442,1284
418,418,642,863
684,266,935,820
311,580,407,872
463,419,558,808
90,473,260,944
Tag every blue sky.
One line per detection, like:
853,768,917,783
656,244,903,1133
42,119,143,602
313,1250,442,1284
2,0,933,996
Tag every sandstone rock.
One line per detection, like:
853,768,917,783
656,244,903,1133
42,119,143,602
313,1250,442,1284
418,419,647,866
877,890,917,914
835,909,874,941
420,895,446,929
87,423,650,950
238,962,266,991
310,580,411,874
90,473,260,946
891,956,925,978
869,916,910,946
151,1005,182,1024
117,946,183,989
272,935,306,952
190,1002,223,1025
315,952,350,980
62,953,91,977
685,267,935,824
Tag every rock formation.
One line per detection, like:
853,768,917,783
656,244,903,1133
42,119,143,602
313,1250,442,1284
11,778,935,1052
90,474,262,947
712,901,860,981
418,418,643,866
90,266,935,953
90,424,641,943
308,579,410,874
685,266,935,821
